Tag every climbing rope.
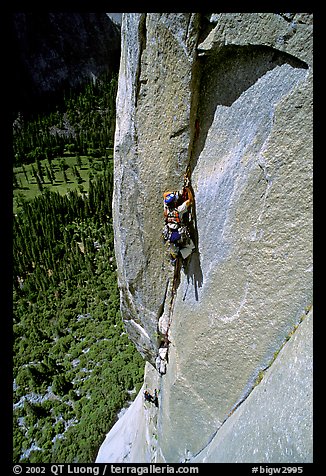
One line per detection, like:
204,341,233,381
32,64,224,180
184,165,191,186
164,256,181,341
159,165,194,353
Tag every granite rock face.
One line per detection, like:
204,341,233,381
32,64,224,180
108,12,313,463
191,308,313,463
113,13,201,365
97,309,312,463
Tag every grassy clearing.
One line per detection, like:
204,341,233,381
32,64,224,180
13,154,112,213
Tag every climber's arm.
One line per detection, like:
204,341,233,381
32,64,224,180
184,186,194,208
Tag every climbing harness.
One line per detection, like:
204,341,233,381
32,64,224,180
166,208,181,226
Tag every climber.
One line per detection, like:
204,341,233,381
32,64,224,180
156,347,168,375
162,175,196,264
144,389,159,406
155,340,169,375
144,390,153,403
153,389,159,407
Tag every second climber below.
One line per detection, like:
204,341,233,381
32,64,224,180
162,176,196,264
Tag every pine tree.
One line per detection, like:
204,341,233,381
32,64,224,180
13,173,19,189
31,164,38,183
45,165,54,184
59,159,69,184
76,154,82,168
35,157,44,182
22,164,29,183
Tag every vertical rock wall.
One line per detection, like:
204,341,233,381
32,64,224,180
109,12,313,463
113,13,201,364
191,308,313,463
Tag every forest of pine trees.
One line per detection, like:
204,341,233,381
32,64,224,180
12,73,145,463
13,73,118,166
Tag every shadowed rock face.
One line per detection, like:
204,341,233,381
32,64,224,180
12,12,121,112
191,308,313,463
105,12,313,463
